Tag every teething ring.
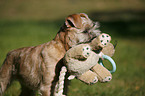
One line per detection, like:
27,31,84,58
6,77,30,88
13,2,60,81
98,55,116,73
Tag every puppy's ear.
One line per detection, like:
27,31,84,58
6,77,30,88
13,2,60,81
79,13,89,19
65,14,82,28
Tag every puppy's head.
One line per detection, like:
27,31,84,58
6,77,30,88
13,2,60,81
56,13,101,50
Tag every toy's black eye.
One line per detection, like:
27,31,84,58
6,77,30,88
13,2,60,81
102,35,104,38
107,40,109,42
108,78,111,80
86,47,89,50
107,35,109,37
83,49,84,51
87,53,89,55
101,40,103,42
104,43,106,45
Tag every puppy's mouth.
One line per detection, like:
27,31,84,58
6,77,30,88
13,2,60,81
77,26,101,44
77,36,96,45
86,23,101,41
89,22,101,35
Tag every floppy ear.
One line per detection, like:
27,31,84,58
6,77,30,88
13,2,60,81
79,13,89,19
65,14,82,28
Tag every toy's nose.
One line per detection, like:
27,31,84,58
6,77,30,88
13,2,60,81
102,76,112,82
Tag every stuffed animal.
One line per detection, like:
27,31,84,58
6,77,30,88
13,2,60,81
63,44,100,84
63,33,115,84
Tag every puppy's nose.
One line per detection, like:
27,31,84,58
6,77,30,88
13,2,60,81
102,76,112,82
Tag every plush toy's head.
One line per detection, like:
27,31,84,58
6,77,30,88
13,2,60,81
63,44,99,76
64,44,91,62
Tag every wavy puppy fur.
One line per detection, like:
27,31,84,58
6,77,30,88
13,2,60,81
0,13,100,96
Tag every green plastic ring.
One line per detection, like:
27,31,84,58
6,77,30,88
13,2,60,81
98,55,116,73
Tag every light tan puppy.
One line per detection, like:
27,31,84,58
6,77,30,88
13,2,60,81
0,13,101,96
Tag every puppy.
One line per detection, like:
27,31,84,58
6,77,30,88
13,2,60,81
0,13,101,96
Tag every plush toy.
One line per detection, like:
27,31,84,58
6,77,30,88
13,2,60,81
63,44,100,84
63,33,115,84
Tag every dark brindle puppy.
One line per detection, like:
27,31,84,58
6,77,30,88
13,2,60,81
0,13,100,96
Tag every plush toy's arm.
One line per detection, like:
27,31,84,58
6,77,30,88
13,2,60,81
65,44,91,60
90,33,111,50
89,33,115,57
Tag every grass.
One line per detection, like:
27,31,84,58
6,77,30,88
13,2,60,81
0,0,145,96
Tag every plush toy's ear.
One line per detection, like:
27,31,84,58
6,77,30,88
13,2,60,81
77,70,98,85
65,14,82,28
91,64,112,83
102,43,115,57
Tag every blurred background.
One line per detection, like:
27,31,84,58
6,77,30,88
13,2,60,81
0,0,145,96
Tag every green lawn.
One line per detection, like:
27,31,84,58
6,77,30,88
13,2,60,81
0,0,145,96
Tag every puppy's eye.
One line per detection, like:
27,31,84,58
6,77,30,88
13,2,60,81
67,20,75,27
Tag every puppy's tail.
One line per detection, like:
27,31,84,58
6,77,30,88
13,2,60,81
0,52,13,95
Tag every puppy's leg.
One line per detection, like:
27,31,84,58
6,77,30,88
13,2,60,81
40,84,52,96
20,84,35,96
39,69,56,96
0,54,13,95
